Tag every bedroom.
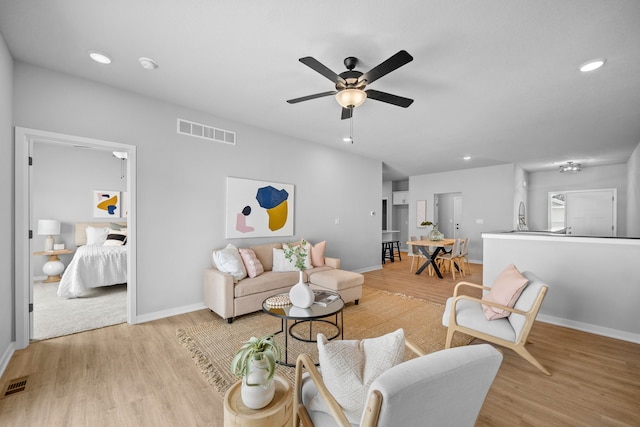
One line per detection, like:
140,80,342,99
30,141,129,340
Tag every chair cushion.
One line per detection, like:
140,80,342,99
443,297,516,342
481,264,529,320
309,329,405,423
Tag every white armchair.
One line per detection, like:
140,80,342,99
294,342,503,426
442,271,550,375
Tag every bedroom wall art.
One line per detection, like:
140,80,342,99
226,177,294,238
93,190,120,218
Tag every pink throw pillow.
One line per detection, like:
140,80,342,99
310,241,326,267
239,248,264,278
481,264,529,320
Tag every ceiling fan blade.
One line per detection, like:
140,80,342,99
366,89,414,108
287,91,337,104
341,107,353,120
358,50,413,85
299,57,346,85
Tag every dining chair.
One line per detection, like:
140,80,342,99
459,238,470,274
436,238,463,279
409,236,427,273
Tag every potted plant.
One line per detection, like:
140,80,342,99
283,239,315,308
421,221,444,241
231,334,282,409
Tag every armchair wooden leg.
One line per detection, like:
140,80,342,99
514,346,551,376
445,327,455,349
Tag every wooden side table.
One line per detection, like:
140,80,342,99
224,375,292,427
32,249,74,283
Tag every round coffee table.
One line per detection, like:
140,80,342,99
262,291,344,367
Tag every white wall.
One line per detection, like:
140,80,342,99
627,142,640,237
0,30,14,373
409,164,517,262
527,164,628,235
31,143,127,275
13,62,382,320
483,233,640,342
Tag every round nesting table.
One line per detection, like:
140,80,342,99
262,291,344,367
223,375,292,427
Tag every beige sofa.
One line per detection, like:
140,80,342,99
204,242,363,323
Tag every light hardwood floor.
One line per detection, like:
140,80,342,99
1,255,638,426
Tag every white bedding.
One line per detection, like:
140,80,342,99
58,245,127,298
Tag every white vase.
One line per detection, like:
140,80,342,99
289,271,314,308
241,358,275,409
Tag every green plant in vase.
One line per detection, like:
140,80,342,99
283,239,315,308
231,334,282,409
421,221,444,241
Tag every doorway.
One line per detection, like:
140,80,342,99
14,127,137,349
435,192,463,239
548,189,616,236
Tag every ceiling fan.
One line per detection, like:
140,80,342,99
287,50,414,120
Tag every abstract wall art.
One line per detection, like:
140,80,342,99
226,177,294,238
93,190,120,218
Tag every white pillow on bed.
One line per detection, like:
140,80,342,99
86,226,110,245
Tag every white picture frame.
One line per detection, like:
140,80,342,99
226,177,295,238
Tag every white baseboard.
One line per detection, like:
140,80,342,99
134,302,207,324
354,265,382,274
0,341,16,379
537,314,640,344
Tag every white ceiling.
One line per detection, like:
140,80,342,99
1,0,639,181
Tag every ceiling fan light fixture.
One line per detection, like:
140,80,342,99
335,88,367,108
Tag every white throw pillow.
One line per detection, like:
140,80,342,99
309,328,405,423
271,248,298,272
85,226,110,246
212,244,247,282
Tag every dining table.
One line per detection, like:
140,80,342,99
406,238,456,279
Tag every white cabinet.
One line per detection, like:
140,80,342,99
392,191,408,205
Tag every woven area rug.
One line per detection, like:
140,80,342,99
177,287,473,395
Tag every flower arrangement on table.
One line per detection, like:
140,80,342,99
283,239,315,308
283,239,308,271
420,221,443,241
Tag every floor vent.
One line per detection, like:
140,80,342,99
177,118,236,145
2,375,29,398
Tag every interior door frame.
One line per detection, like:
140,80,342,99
14,127,137,349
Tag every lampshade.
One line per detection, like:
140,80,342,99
37,219,60,236
335,88,367,109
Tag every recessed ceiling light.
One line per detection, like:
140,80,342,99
463,156,471,160
580,59,606,72
89,51,112,64
139,57,159,70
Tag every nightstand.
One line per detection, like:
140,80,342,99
32,249,74,283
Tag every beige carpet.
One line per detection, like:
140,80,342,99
177,287,473,395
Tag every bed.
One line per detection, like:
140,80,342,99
57,222,128,299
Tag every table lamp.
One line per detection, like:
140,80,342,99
37,219,60,251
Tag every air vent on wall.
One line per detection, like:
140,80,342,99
177,118,236,145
